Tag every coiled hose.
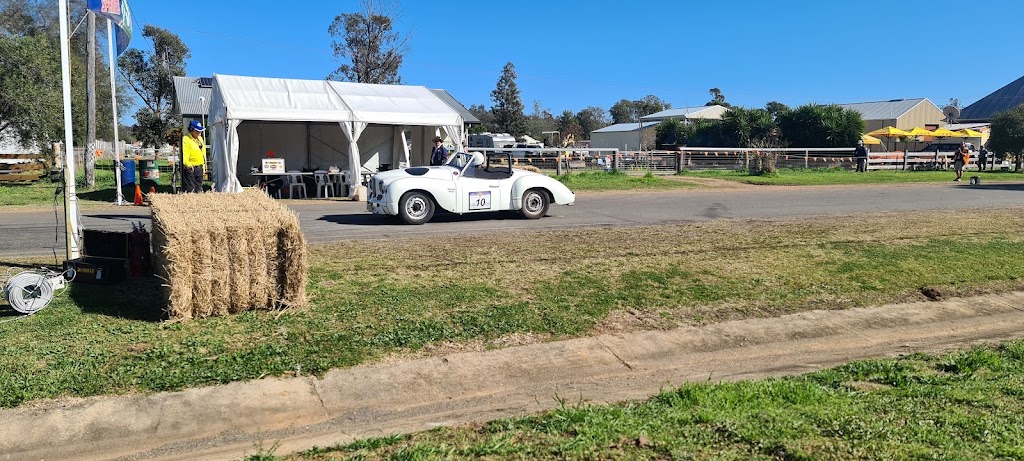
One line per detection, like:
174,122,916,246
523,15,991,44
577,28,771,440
4,270,63,314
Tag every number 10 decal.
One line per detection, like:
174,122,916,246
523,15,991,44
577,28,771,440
468,191,491,210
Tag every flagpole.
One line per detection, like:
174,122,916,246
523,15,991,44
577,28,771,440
107,17,124,205
58,0,81,260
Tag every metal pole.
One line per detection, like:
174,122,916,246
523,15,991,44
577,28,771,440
86,11,96,187
59,0,81,259
107,18,124,205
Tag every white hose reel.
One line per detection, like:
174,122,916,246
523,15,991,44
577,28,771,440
4,270,66,315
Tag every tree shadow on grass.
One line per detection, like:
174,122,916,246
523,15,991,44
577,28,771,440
68,276,167,322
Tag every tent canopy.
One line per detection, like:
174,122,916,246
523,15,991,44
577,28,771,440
208,74,464,194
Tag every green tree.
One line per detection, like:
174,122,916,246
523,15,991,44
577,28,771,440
655,118,685,148
987,104,1024,171
706,88,731,107
525,100,555,141
555,110,583,140
609,96,670,123
0,33,62,152
720,107,776,147
575,106,609,138
467,104,495,134
777,104,864,148
764,101,790,121
119,25,189,147
490,62,527,137
0,0,120,158
327,0,407,84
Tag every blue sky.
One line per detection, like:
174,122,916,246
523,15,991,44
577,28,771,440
125,0,1023,116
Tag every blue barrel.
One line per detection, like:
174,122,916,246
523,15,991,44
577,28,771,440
120,159,136,185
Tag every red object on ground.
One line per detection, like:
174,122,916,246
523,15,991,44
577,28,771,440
133,184,143,206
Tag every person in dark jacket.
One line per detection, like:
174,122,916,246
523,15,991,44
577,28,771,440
430,136,448,166
978,145,989,171
854,139,869,172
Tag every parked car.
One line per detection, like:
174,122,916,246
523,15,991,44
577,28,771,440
918,142,973,152
366,152,575,224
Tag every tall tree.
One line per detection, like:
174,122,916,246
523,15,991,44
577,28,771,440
327,0,408,84
119,25,190,147
706,87,731,107
490,62,527,136
575,106,609,138
777,104,864,148
555,110,583,141
610,96,669,123
0,0,119,159
764,101,790,121
987,104,1024,171
525,100,555,141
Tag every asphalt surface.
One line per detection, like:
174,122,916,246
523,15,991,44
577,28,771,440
2,181,1023,258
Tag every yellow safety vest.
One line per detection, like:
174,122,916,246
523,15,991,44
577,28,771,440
182,134,206,167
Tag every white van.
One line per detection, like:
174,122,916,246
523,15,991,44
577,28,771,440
467,133,516,149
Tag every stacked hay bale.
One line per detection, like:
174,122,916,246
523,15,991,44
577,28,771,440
149,189,306,320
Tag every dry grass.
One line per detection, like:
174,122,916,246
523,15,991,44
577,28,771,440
149,188,307,320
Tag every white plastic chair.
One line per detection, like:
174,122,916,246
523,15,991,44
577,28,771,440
314,170,332,198
286,171,306,199
329,171,348,197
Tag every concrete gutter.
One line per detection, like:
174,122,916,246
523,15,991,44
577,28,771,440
3,292,1023,461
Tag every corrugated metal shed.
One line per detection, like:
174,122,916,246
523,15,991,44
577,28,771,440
429,89,480,124
592,122,659,133
640,105,727,122
959,75,1024,122
172,76,213,117
836,98,932,120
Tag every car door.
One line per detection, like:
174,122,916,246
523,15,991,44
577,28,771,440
455,171,500,213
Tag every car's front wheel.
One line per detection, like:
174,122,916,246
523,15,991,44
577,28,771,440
399,191,435,224
520,189,549,219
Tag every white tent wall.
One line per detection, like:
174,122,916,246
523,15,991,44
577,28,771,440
209,74,465,194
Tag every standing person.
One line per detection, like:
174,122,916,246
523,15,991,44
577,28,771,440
953,141,969,181
182,120,206,193
430,136,448,166
978,145,989,171
854,139,869,172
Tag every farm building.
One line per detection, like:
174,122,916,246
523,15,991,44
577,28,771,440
958,74,1024,123
836,98,944,132
590,122,659,151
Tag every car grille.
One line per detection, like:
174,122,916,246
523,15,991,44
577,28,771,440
367,178,375,197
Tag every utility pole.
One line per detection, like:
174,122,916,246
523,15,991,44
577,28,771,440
86,10,96,186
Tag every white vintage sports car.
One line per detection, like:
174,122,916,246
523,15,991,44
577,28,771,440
366,152,575,224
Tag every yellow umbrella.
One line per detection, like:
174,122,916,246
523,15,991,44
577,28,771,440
956,128,982,137
861,134,882,145
867,126,910,137
904,127,935,137
930,128,961,137
867,126,909,151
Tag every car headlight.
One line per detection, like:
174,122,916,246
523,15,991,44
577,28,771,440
378,180,386,193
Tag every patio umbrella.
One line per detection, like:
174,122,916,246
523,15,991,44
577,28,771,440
903,127,935,152
956,128,982,137
930,128,961,138
861,134,882,145
867,126,910,152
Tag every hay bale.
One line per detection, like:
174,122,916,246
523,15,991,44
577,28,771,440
514,165,542,174
150,189,307,320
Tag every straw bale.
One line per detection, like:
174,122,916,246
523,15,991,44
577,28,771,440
149,189,307,320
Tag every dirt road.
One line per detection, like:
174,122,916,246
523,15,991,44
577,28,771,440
3,291,1023,460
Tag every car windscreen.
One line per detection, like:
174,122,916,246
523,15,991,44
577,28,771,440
445,152,471,169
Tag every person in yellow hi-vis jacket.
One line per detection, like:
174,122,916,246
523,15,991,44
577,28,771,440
182,120,206,193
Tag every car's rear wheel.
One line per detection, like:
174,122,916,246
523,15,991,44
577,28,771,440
399,191,435,224
520,189,549,219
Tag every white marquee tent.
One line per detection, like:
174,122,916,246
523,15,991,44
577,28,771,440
208,74,464,194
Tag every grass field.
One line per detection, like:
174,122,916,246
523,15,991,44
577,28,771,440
0,162,187,207
681,167,1024,186
554,170,695,191
263,340,1024,460
2,208,1023,410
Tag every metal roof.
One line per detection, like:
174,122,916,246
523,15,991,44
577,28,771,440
640,105,727,121
959,75,1024,122
429,89,480,124
835,98,934,120
592,122,659,133
172,76,212,117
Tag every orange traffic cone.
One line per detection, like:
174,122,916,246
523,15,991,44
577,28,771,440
133,184,143,206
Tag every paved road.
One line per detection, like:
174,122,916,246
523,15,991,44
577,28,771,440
2,181,1022,257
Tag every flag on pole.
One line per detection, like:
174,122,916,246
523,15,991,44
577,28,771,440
87,0,132,55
